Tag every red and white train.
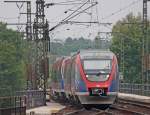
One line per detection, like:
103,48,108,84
50,50,119,109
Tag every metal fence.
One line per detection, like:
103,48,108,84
16,90,45,109
0,96,26,115
119,83,150,96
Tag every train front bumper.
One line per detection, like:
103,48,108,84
76,92,117,105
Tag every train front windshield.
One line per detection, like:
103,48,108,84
83,59,112,82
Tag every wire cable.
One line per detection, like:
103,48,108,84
64,2,98,21
61,0,90,22
101,0,142,20
54,0,83,4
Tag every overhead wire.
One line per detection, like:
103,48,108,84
48,2,95,5
61,0,90,22
63,2,98,21
53,0,83,4
49,0,98,39
49,0,96,31
46,0,83,4
51,0,140,39
47,3,80,23
101,0,142,20
67,9,92,15
50,0,142,42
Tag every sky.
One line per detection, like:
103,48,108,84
0,0,149,40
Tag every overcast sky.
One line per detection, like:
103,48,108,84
0,0,149,40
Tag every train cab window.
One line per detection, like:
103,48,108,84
83,60,111,70
83,59,112,82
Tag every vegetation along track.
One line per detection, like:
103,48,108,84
51,98,150,115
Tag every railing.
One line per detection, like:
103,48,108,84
119,83,150,96
16,90,45,109
0,96,26,115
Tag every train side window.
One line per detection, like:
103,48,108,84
61,62,65,79
52,67,57,82
64,63,67,80
71,59,75,78
68,62,71,82
71,58,75,87
66,63,70,82
64,60,71,85
58,64,61,81
57,64,61,81
51,68,54,82
75,63,81,79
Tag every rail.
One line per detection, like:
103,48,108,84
52,99,150,115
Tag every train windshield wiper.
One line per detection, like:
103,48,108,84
96,71,101,76
96,71,104,76
96,70,108,76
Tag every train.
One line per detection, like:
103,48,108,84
50,49,119,109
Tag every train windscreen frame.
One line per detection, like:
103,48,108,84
83,59,112,82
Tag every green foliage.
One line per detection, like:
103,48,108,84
94,35,110,49
50,37,93,56
0,22,27,96
110,13,148,83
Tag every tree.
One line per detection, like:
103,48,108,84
110,13,144,83
65,37,73,44
0,22,27,96
50,37,93,56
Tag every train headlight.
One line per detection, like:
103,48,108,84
106,75,109,79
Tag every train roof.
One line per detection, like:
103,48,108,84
79,49,112,53
79,49,114,59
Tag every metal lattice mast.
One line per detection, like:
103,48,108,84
33,0,49,105
142,0,150,84
121,36,125,78
26,1,34,90
26,1,32,41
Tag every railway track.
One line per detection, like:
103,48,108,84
51,98,150,115
53,106,112,115
114,98,150,115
